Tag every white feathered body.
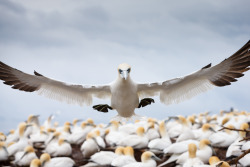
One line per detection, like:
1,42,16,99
110,77,139,118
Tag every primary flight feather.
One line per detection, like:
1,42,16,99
0,40,249,120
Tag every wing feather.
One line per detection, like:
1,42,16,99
138,40,250,105
0,61,111,106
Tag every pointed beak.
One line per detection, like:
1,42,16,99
121,70,128,80
20,151,28,161
152,155,162,161
209,127,216,133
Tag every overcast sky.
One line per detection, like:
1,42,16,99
0,0,249,133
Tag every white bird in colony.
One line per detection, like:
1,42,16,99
92,130,106,149
5,129,17,145
26,115,40,135
145,121,160,141
117,126,148,149
7,122,31,156
182,143,204,167
69,120,95,145
29,127,48,145
0,132,6,142
83,147,122,167
30,159,41,167
239,150,250,167
123,151,161,167
42,115,54,130
83,151,116,167
111,146,136,167
45,138,72,157
193,123,215,140
0,41,249,120
81,132,101,158
209,125,238,147
160,139,199,166
14,145,38,166
226,123,249,158
105,120,126,146
148,121,171,151
119,122,137,135
71,119,82,133
176,139,212,165
45,131,61,148
40,153,75,167
175,116,195,142
0,142,8,162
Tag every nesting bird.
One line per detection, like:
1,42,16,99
40,153,75,167
123,151,160,167
0,41,249,120
14,145,38,166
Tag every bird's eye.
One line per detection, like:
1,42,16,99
127,68,131,73
119,69,122,74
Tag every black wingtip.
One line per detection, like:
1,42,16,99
34,70,43,76
201,63,212,70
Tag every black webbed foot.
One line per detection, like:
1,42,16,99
138,98,155,108
93,104,113,113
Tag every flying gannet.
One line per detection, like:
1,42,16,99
0,41,249,120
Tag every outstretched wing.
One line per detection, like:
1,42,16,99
0,62,111,106
138,40,250,105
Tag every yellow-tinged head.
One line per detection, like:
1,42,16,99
199,139,211,149
221,117,230,125
86,132,94,140
47,128,56,133
209,156,220,165
178,116,188,126
9,129,15,134
64,122,72,126
54,122,59,128
136,127,145,136
105,129,110,135
87,118,94,125
147,122,155,129
115,146,124,155
124,146,134,157
73,119,81,126
239,123,249,137
209,156,230,167
58,138,66,146
0,141,5,147
63,125,71,133
81,122,87,128
110,120,119,130
27,115,39,123
187,116,195,124
202,123,214,132
30,159,41,167
93,130,100,137
24,145,35,153
52,131,61,138
18,122,28,137
141,151,160,162
40,153,51,164
225,125,235,134
188,143,197,158
159,121,166,137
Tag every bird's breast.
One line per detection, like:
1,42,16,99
110,82,139,117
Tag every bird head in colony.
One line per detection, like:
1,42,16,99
117,63,131,80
